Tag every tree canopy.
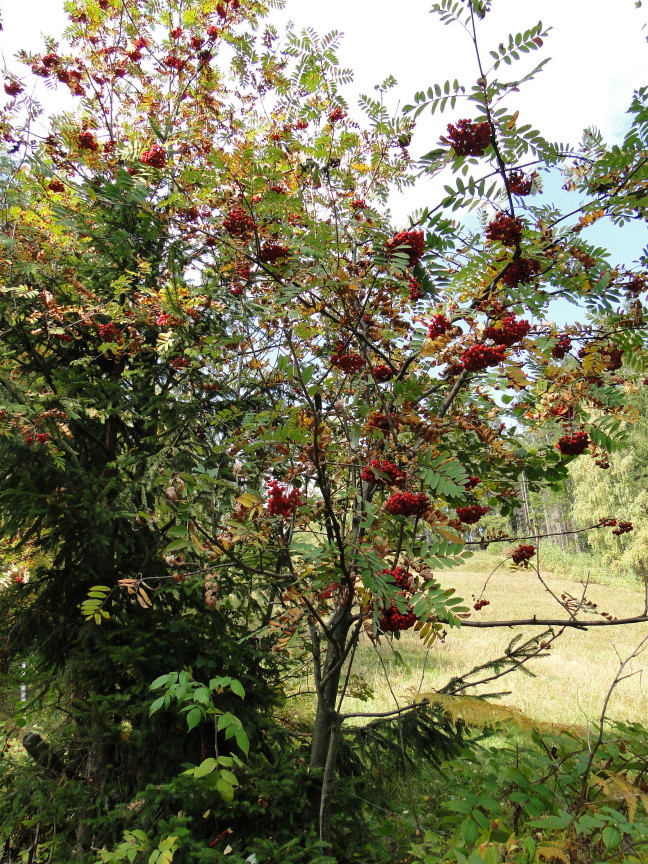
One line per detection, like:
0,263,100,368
0,0,647,861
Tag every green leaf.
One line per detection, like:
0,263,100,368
230,679,245,699
149,697,165,716
601,826,622,849
194,757,218,778
186,706,203,731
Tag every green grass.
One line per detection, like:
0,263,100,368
335,551,648,728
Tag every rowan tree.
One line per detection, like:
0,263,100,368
0,0,647,858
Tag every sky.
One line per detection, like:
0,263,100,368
1,0,646,276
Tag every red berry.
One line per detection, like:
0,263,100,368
556,431,589,456
378,591,416,632
501,258,541,288
331,349,365,374
372,364,394,383
460,344,506,372
266,480,302,518
408,276,423,301
163,55,187,72
511,544,536,565
328,107,347,123
385,492,430,517
463,476,481,491
385,230,425,266
456,505,489,524
486,212,523,247
428,314,451,338
551,336,572,359
483,316,531,347
222,206,255,237
259,243,290,263
506,170,536,196
361,459,405,486
48,179,65,193
4,81,24,97
78,130,99,151
381,566,413,591
171,356,191,369
443,119,492,157
140,144,167,168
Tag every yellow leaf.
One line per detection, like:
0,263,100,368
236,493,262,508
136,587,152,608
430,524,464,544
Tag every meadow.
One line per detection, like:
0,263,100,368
335,551,648,728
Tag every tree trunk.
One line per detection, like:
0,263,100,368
308,604,353,842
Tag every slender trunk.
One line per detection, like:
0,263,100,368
308,605,353,844
309,606,351,771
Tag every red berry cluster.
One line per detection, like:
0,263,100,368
473,598,490,610
408,276,423,301
379,593,416,632
140,144,167,168
444,119,492,157
428,314,451,338
319,581,339,601
382,566,413,590
266,480,302,517
48,179,65,193
626,274,646,297
463,476,481,491
350,199,366,210
385,492,430,517
385,230,425,266
222,206,255,237
501,258,541,287
483,316,531,347
372,364,394,383
235,261,251,281
551,336,572,360
486,212,523,247
506,171,536,196
163,54,187,72
329,107,347,123
23,432,48,446
599,518,633,536
331,349,365,374
361,459,405,486
171,356,191,369
556,431,589,456
4,81,23,97
511,544,536,565
259,243,290,263
98,322,121,341
601,346,623,371
460,344,507,371
78,130,99,151
456,505,489,524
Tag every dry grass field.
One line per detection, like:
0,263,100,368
338,552,648,728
